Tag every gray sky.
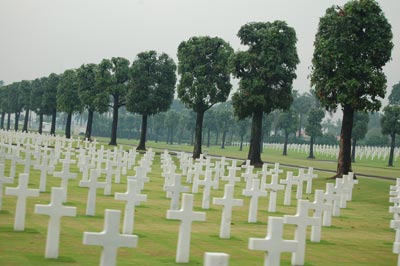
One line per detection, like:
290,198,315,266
1,0,399,99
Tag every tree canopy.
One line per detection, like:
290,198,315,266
381,105,400,166
389,82,400,105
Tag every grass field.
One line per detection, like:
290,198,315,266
0,137,398,265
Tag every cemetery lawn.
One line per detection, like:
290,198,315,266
0,140,397,265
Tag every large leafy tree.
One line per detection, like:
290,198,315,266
305,108,325,158
57,69,82,139
7,82,24,131
277,109,298,156
177,36,233,158
77,64,109,140
381,106,400,166
310,0,393,178
97,57,130,145
0,86,6,129
231,21,299,165
236,117,250,151
292,92,314,138
351,112,369,162
126,51,176,150
30,78,47,134
19,80,32,133
389,82,400,105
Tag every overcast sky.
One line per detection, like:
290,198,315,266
1,0,399,99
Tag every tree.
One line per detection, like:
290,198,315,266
45,73,60,135
217,109,233,149
381,106,400,166
236,117,250,151
231,21,299,166
97,57,130,145
277,109,298,156
389,82,400,105
7,82,24,131
292,92,314,138
57,69,82,139
305,108,325,159
177,36,233,158
77,64,109,140
203,110,217,147
165,110,180,144
30,78,47,134
126,51,176,150
351,112,369,162
0,86,6,129
310,0,393,178
19,80,32,133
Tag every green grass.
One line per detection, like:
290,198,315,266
0,140,398,265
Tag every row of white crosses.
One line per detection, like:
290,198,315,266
0,131,158,266
389,177,400,266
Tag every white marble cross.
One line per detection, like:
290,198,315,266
22,149,33,174
203,252,229,266
243,179,268,223
128,166,149,191
35,187,77,258
164,174,189,210
280,171,298,206
5,173,40,231
83,209,138,266
79,169,107,216
0,163,13,210
53,161,77,202
305,167,317,194
222,160,241,186
199,170,215,209
284,199,320,266
264,174,285,212
190,164,205,193
323,183,341,226
34,155,54,192
242,165,258,190
308,190,332,242
115,180,147,234
249,216,298,266
293,168,307,200
213,184,243,239
166,193,206,263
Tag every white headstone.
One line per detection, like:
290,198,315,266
164,174,190,210
83,209,138,266
213,184,243,239
166,193,206,263
34,155,54,192
323,183,341,226
249,216,298,266
114,180,147,234
284,199,320,266
199,170,215,209
0,163,13,210
242,179,268,223
264,174,284,212
79,169,107,216
305,167,317,194
34,187,77,258
5,173,40,231
280,171,298,206
308,190,332,242
204,252,229,266
53,162,77,202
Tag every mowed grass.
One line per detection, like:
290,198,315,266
0,142,397,265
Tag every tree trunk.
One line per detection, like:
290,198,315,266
308,135,315,158
38,113,44,134
50,108,56,135
65,112,72,139
193,111,204,159
215,130,219,146
23,109,29,133
283,132,289,156
109,95,119,146
0,111,5,129
336,105,354,178
388,133,396,167
7,113,11,130
190,129,194,146
351,138,356,163
260,130,264,153
221,128,226,149
298,114,303,138
155,129,159,143
14,112,20,131
85,109,94,141
170,126,174,144
247,109,263,166
239,135,244,151
207,128,210,148
137,114,147,150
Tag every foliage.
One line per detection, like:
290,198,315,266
57,70,82,114
389,82,400,105
305,108,325,138
365,128,388,146
277,109,298,136
30,78,47,115
352,112,369,141
381,105,400,138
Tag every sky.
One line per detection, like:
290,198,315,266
1,0,399,101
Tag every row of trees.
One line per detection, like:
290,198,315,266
0,0,396,177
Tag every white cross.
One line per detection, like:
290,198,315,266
284,199,320,266
264,174,285,212
80,169,107,216
22,149,33,174
222,160,241,185
204,252,229,266
293,168,307,199
53,161,77,202
35,187,77,258
305,167,317,194
242,179,268,223
0,163,13,210
128,166,149,191
213,184,243,239
199,170,215,209
34,155,54,192
164,174,189,210
242,165,258,190
115,179,147,234
280,171,299,206
5,173,40,231
83,209,138,266
323,183,341,226
308,190,332,242
190,163,205,192
166,193,206,263
249,216,298,266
